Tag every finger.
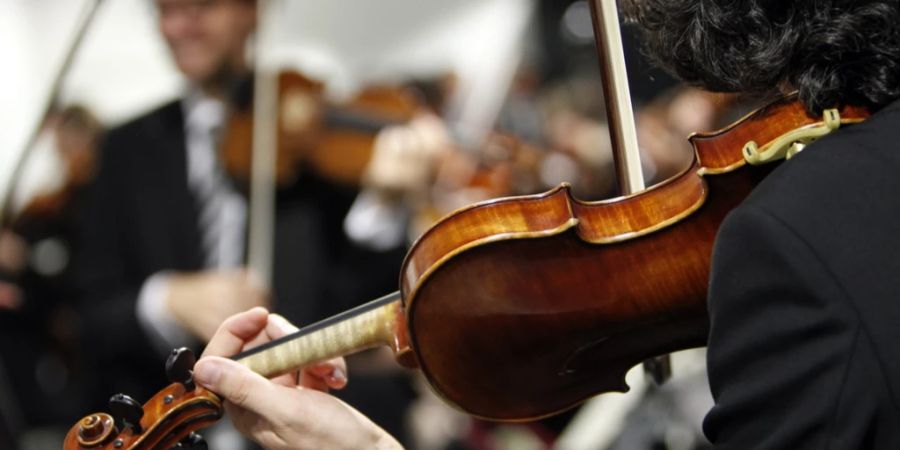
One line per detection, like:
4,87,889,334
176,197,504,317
258,315,304,388
266,313,299,339
410,113,449,158
299,371,331,393
239,313,299,354
301,358,348,391
201,307,269,358
270,371,300,388
194,356,277,414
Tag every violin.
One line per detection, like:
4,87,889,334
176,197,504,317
220,70,422,188
13,105,101,228
62,94,869,449
63,1,873,447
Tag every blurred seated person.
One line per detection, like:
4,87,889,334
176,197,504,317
75,0,265,412
0,104,102,440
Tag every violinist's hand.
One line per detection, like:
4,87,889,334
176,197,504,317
364,112,450,193
193,308,402,450
0,281,22,311
166,269,268,342
0,229,27,275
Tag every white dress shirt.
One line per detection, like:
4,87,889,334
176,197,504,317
136,89,247,353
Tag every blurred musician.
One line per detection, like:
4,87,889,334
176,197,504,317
76,0,263,412
75,1,425,441
0,105,102,444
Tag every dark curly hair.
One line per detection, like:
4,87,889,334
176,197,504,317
624,0,900,115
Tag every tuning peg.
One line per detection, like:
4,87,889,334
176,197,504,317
109,393,144,434
166,347,197,390
173,432,208,450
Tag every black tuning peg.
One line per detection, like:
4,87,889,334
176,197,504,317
173,432,207,450
166,347,197,390
109,393,144,434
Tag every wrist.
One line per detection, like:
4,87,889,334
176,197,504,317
137,272,194,353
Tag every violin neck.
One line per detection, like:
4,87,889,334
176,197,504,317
232,291,404,378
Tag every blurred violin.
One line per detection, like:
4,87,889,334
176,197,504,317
13,106,101,228
411,132,545,235
220,70,422,188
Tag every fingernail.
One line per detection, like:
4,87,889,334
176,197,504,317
193,359,223,387
330,367,347,385
269,314,298,333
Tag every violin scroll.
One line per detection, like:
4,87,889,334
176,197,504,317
63,348,223,450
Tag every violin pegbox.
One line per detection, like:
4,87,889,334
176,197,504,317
63,348,224,450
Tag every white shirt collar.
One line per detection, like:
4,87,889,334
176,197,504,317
181,87,226,134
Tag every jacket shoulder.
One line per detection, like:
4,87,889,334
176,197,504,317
105,99,183,142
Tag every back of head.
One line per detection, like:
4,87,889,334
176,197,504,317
626,0,900,114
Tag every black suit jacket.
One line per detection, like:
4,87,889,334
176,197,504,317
76,100,200,407
704,99,900,448
76,100,404,408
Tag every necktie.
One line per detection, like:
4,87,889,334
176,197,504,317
185,97,246,269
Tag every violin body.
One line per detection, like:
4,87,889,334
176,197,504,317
400,96,868,420
402,159,757,421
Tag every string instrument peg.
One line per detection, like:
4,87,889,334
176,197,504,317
166,347,197,390
108,393,143,435
65,377,222,449
173,432,208,450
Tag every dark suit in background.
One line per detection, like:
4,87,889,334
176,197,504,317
77,100,202,408
704,99,900,448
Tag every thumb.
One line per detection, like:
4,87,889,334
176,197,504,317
194,356,273,413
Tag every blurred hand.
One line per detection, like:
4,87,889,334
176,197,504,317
0,230,27,275
0,281,22,311
166,269,268,342
364,112,450,193
194,308,402,450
